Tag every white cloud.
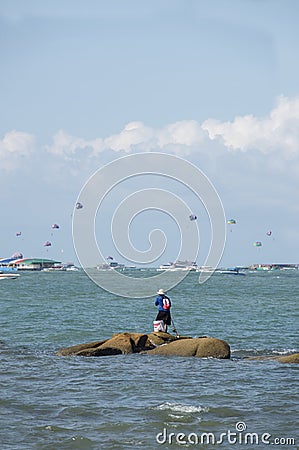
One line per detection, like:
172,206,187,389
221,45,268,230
1,97,299,266
44,96,299,160
0,130,35,170
104,121,154,152
3,95,299,173
46,130,105,158
202,95,299,158
157,120,205,150
46,120,205,157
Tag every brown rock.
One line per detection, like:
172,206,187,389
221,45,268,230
56,332,230,359
147,337,230,359
56,332,154,357
56,339,107,356
276,353,299,364
100,332,152,354
148,338,198,357
76,346,122,357
195,337,231,359
245,353,299,364
147,331,179,346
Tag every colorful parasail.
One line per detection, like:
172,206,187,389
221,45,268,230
254,241,262,247
12,252,23,259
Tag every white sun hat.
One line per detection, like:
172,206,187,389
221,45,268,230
157,289,165,295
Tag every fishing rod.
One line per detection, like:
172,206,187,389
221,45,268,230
171,316,180,338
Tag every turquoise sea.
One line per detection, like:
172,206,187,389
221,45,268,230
0,269,298,449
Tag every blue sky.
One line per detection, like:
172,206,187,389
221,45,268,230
1,0,299,267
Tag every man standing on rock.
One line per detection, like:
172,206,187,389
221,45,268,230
155,289,172,333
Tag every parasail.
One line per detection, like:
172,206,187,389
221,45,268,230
44,241,52,247
12,252,23,259
76,202,83,209
52,223,60,229
189,214,197,221
254,241,262,247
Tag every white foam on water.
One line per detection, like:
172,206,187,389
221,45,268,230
232,348,298,356
153,402,209,414
169,414,185,419
271,348,298,355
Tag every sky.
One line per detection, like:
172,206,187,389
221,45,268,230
1,0,299,268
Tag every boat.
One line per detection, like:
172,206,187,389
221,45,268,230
0,266,18,273
157,260,198,272
0,272,20,280
42,267,66,272
97,261,125,271
43,262,80,272
217,268,246,276
196,266,216,273
157,263,173,271
65,265,80,271
0,258,19,273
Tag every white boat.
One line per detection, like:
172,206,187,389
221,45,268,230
156,263,173,271
217,268,246,276
196,266,216,273
65,266,80,271
97,261,125,271
43,265,66,272
157,260,198,272
43,263,80,272
0,273,20,280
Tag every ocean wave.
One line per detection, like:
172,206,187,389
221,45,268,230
269,348,298,355
153,402,209,414
232,348,298,355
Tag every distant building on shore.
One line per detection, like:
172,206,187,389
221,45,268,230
8,258,61,271
249,263,298,271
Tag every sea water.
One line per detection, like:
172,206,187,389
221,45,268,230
0,270,298,449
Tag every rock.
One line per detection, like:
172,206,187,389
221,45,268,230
195,337,230,359
56,332,230,359
56,339,108,356
147,337,198,357
244,353,299,364
99,332,153,354
76,347,122,357
147,337,231,359
276,353,299,364
147,331,181,346
56,332,154,357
